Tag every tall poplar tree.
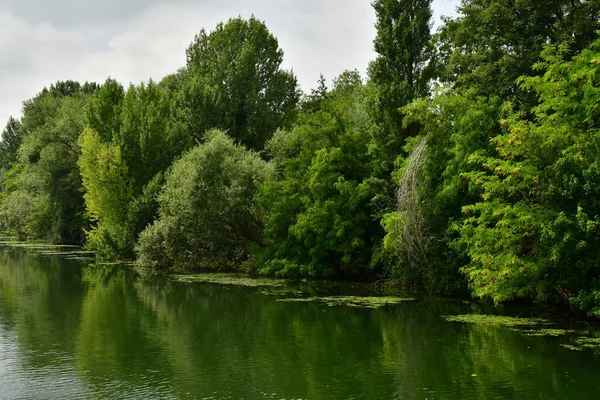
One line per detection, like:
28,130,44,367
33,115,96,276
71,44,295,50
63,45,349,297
0,118,22,170
368,0,434,170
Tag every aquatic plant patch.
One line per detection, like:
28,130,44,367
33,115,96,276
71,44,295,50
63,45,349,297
519,328,576,337
443,314,550,327
0,237,93,261
170,273,286,287
277,296,416,308
562,337,600,352
444,313,600,352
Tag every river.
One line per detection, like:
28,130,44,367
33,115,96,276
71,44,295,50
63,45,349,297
0,244,599,399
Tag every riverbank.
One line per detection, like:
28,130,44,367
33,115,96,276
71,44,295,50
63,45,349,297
1,234,597,321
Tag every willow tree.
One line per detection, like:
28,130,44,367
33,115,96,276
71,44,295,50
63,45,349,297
367,0,437,285
136,130,272,274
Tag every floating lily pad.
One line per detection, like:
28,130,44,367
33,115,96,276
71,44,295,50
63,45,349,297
170,273,286,287
277,296,415,308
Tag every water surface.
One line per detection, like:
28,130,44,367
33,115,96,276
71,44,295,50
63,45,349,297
0,246,599,399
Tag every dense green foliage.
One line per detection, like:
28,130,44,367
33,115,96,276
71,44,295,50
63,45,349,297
1,82,97,243
369,0,434,172
2,4,600,316
136,130,272,274
0,118,22,171
437,0,600,107
457,41,600,312
257,71,383,277
382,3,600,308
183,16,300,150
79,78,190,260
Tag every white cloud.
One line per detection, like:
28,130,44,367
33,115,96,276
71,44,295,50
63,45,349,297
0,0,459,128
0,0,160,28
0,10,88,125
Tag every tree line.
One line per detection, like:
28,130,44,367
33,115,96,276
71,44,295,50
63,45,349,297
2,0,600,316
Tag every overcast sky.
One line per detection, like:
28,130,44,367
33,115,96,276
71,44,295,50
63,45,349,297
0,0,458,127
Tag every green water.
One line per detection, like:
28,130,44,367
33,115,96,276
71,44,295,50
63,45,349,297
0,247,599,399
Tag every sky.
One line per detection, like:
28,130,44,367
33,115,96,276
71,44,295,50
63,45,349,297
0,0,459,127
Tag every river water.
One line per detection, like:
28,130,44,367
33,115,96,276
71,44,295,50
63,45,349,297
0,245,599,399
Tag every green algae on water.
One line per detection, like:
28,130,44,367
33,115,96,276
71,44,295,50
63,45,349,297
444,314,600,352
443,314,590,344
561,344,584,351
96,261,135,267
277,296,415,308
560,337,600,352
572,337,600,350
443,314,550,327
0,237,80,250
0,237,93,261
37,250,94,257
170,273,285,287
520,328,576,337
260,288,304,296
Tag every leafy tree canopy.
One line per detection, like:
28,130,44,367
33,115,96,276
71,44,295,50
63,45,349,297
136,130,272,274
184,16,300,151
